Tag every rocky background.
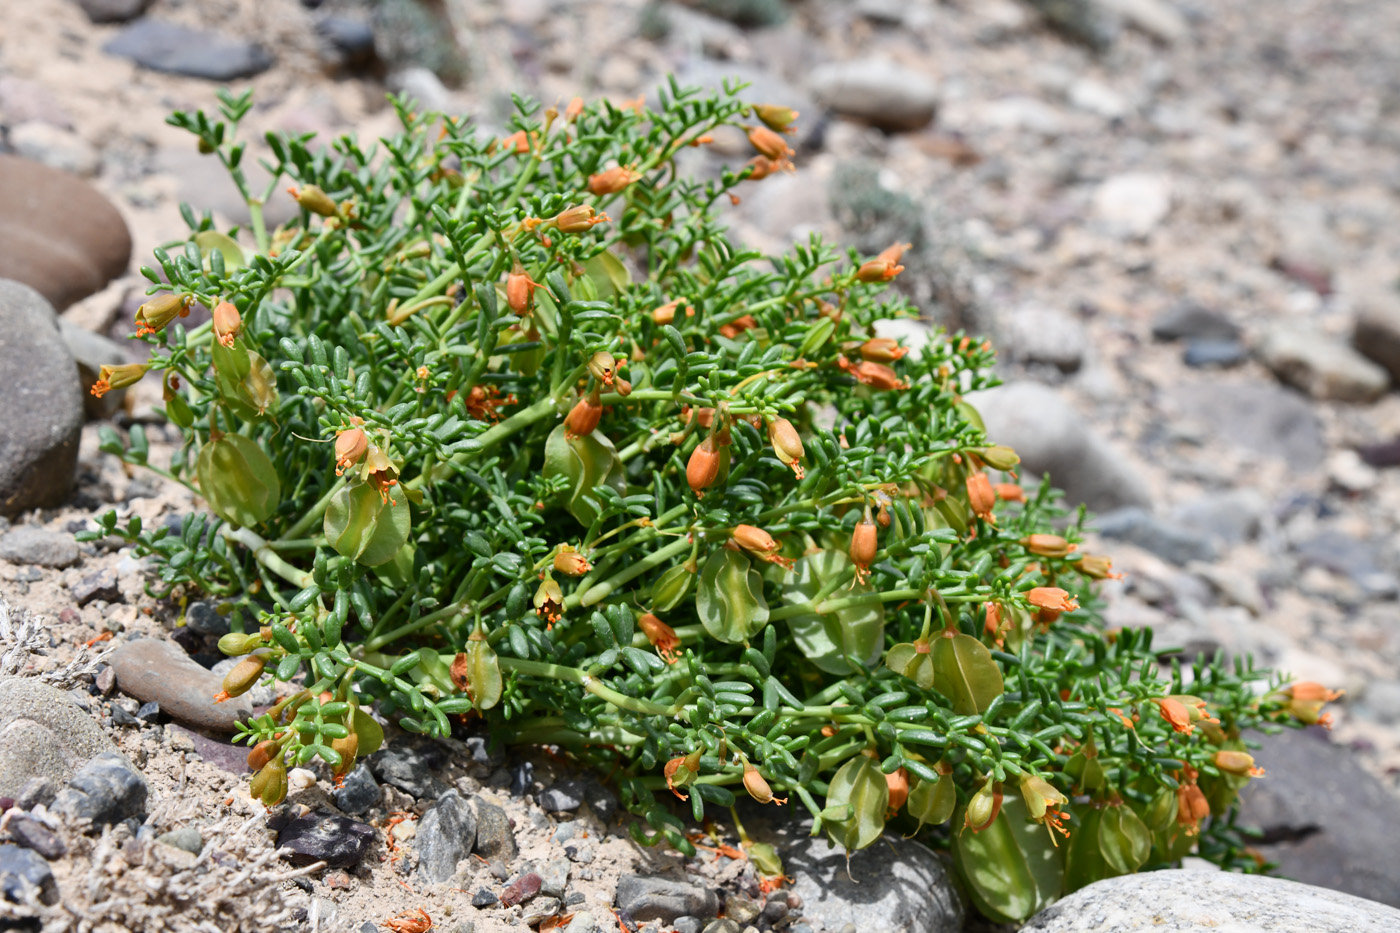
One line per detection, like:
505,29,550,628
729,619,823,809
3,0,1400,930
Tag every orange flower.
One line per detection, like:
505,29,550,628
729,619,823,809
553,204,610,233
838,356,907,390
767,417,805,478
1282,682,1343,728
856,257,903,283
687,437,722,498
984,602,1008,647
849,511,879,584
747,125,794,161
1026,587,1079,614
553,545,591,577
565,392,603,439
506,265,541,315
1021,534,1075,558
1176,768,1210,835
638,612,681,664
213,300,242,348
718,314,758,339
732,525,793,570
742,759,787,806
1077,554,1123,580
1213,750,1265,778
994,483,1025,502
1019,774,1071,846
966,473,996,522
885,768,909,817
91,362,150,399
588,165,641,196
335,427,368,476
744,156,787,181
859,338,909,362
533,578,563,627
1156,696,1194,734
134,293,190,337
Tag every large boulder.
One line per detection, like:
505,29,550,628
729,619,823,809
0,677,118,801
0,156,131,312
786,832,963,933
0,281,83,516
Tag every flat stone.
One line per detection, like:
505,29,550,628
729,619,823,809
786,833,962,933
1183,337,1248,368
368,739,449,799
332,763,381,814
0,158,132,312
103,20,273,81
0,677,117,801
1353,292,1400,384
966,382,1152,512
416,790,476,884
269,810,375,869
108,638,252,733
0,842,58,905
0,526,79,568
809,59,939,132
1152,302,1241,341
0,281,83,516
6,814,66,859
615,874,719,924
73,0,153,23
1293,531,1398,600
1258,323,1388,403
1096,507,1219,565
71,568,120,606
1169,380,1326,469
473,796,518,862
156,827,204,855
1021,868,1400,932
51,751,148,828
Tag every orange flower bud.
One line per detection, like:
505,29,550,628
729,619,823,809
134,293,190,337
1020,534,1075,558
767,417,805,478
214,655,265,703
1282,682,1342,728
553,545,591,577
288,184,339,217
639,612,681,664
859,338,909,362
1156,697,1194,734
507,265,539,315
856,258,902,283
717,314,758,339
502,129,533,154
994,483,1025,502
565,97,584,122
246,738,280,772
1026,587,1079,614
588,165,641,196
877,242,911,266
1286,682,1343,702
840,357,908,390
553,204,609,233
335,427,368,476
213,300,242,348
615,376,633,397
1213,750,1264,778
90,362,150,399
651,299,682,325
850,511,878,583
732,524,793,570
742,759,787,806
967,473,996,522
565,393,603,439
752,103,799,133
885,767,909,816
747,125,794,161
744,156,785,181
687,437,722,498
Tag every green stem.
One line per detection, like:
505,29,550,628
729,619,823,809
223,526,314,589
572,536,694,608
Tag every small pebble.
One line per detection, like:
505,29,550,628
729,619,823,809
155,826,203,855
7,815,66,860
472,887,499,908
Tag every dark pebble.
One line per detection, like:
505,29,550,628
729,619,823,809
509,760,535,797
1183,337,1247,368
6,815,65,860
136,701,160,723
0,842,58,905
332,763,381,814
51,752,147,828
71,569,120,606
168,626,203,656
473,797,518,861
102,20,274,81
15,779,55,810
94,666,115,695
185,601,229,637
110,705,139,726
539,779,584,812
1358,440,1400,468
1151,301,1241,341
368,739,448,799
270,810,376,869
472,887,499,907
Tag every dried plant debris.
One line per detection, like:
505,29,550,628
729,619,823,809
0,595,107,687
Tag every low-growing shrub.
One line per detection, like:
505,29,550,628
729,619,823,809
84,82,1333,922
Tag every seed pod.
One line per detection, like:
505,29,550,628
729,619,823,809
250,756,289,806
289,184,339,217
767,417,805,478
964,779,1002,833
747,125,794,161
217,631,262,656
975,445,1020,471
565,393,603,439
329,731,359,779
687,437,722,498
216,655,265,702
907,773,956,828
752,103,799,133
134,293,190,337
743,759,787,806
1076,554,1122,580
1213,749,1263,777
849,511,878,583
553,545,591,576
213,300,242,348
650,564,695,613
246,738,280,772
554,204,609,233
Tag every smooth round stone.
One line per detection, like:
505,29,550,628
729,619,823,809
108,639,253,733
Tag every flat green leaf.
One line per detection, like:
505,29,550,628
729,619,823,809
931,631,1003,715
194,230,245,271
781,550,884,674
353,707,384,756
1099,805,1150,876
324,481,411,566
824,755,887,851
196,434,279,527
954,796,1065,923
697,549,769,644
906,774,955,829
542,423,625,526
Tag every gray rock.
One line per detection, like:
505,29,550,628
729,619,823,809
51,751,147,827
809,59,939,132
1361,680,1400,725
0,842,58,905
1169,380,1325,469
472,887,498,907
0,281,83,516
966,382,1152,512
1152,302,1241,341
473,796,517,862
1293,531,1398,600
103,20,273,81
0,677,117,801
724,894,761,924
1353,293,1400,384
615,874,719,924
56,317,133,419
1097,0,1189,43
73,0,153,23
1095,508,1218,565
0,526,78,568
702,921,740,933
1184,338,1248,368
674,917,703,933
1005,305,1087,373
166,724,248,774
416,790,476,884
535,857,570,898
333,764,381,814
185,601,231,637
71,568,120,606
1023,0,1118,49
1257,323,1388,403
1021,868,1400,932
9,123,100,178
368,739,449,799
6,814,66,859
108,638,253,733
521,896,561,926
269,810,376,868
1170,489,1268,546
1092,172,1172,238
0,158,132,312
539,779,586,812
315,16,377,69
1235,729,1400,908
568,912,597,933
14,778,56,810
786,833,962,933
156,826,203,855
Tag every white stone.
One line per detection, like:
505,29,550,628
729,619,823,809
10,122,100,177
1094,0,1189,43
808,59,939,132
1022,869,1400,932
1257,323,1389,403
1092,172,1173,238
981,96,1065,135
1068,78,1128,119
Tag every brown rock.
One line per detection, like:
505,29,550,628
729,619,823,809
0,155,132,312
108,639,253,733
